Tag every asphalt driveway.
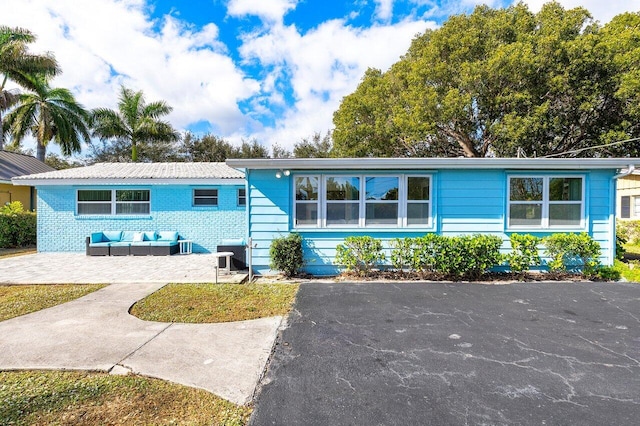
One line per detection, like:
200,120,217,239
251,282,640,425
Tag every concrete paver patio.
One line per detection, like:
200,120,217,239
0,252,246,284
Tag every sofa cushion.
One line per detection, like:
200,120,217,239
109,241,131,247
157,231,179,242
143,231,157,241
89,242,111,248
120,231,136,242
132,232,144,242
102,231,122,242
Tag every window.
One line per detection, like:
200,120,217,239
77,189,150,215
295,176,319,227
508,176,583,228
237,188,246,206
406,176,430,226
326,176,360,226
293,174,432,228
193,189,218,206
365,177,399,226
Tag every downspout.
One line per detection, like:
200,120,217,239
610,165,635,265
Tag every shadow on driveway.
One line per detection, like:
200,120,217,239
251,282,640,426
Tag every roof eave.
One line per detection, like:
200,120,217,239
226,157,640,170
12,177,246,186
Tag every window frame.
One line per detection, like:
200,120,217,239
76,188,151,216
292,173,432,229
237,187,246,207
192,188,218,207
507,175,585,230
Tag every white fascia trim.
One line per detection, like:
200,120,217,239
227,157,640,170
12,178,246,186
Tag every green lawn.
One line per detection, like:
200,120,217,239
0,284,106,321
130,282,299,323
0,371,251,426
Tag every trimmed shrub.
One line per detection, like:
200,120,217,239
507,233,541,274
390,237,413,271
0,202,36,248
269,233,304,277
543,232,601,274
336,236,385,276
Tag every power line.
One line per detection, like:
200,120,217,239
541,137,640,158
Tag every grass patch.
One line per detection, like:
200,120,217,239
614,259,640,283
131,283,299,323
0,370,251,425
623,243,640,256
0,284,106,322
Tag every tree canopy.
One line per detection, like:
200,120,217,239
90,86,179,162
332,2,640,158
0,26,59,149
3,73,90,162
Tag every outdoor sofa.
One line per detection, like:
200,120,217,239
86,231,181,256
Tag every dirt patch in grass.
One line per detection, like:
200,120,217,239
130,283,299,323
0,247,36,259
0,284,107,321
0,370,251,426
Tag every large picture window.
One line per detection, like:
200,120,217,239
77,189,150,215
293,174,432,228
508,176,583,228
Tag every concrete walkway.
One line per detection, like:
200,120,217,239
0,252,246,284
0,253,280,405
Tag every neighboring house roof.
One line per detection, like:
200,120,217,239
12,162,245,186
0,150,55,184
226,157,640,171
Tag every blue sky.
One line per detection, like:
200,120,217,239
2,0,637,157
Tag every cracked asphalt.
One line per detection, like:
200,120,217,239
250,282,640,425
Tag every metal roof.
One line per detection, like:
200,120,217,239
226,157,640,170
0,150,56,183
12,162,245,186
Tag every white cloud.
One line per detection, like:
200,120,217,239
1,0,259,154
374,0,395,21
240,18,435,150
227,0,298,22
519,0,638,23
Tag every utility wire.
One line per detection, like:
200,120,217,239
541,137,640,158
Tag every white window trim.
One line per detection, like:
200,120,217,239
76,189,151,216
193,188,218,207
507,175,585,229
293,174,432,229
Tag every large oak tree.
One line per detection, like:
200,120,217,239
332,2,640,158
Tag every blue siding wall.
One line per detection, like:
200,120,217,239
37,184,246,253
247,168,616,276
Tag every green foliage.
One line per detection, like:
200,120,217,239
389,234,502,278
614,259,640,282
616,234,627,261
4,73,90,162
591,265,621,281
0,202,36,248
543,232,601,273
332,3,640,158
90,86,179,162
269,233,304,278
336,236,385,276
293,131,333,158
507,233,541,273
616,220,640,244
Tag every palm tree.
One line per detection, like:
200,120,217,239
91,86,179,162
0,26,59,149
3,73,90,161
